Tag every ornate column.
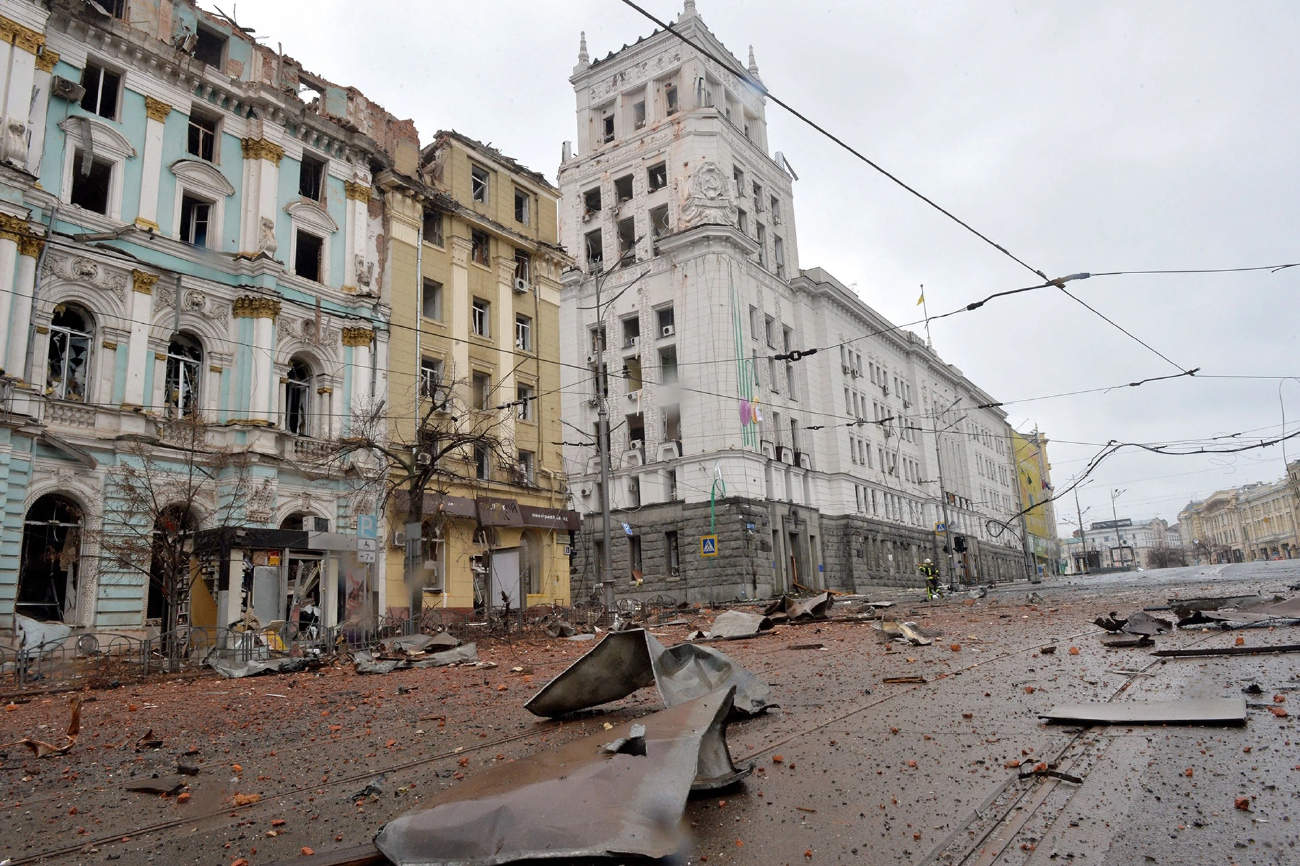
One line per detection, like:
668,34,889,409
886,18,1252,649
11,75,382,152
0,15,43,169
8,234,42,380
495,255,518,441
342,180,372,293
233,296,281,423
122,270,158,409
26,49,56,174
449,237,471,382
342,326,375,424
238,136,284,258
0,214,25,373
135,97,172,231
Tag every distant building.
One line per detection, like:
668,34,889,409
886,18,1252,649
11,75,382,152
1011,428,1059,576
1063,517,1177,571
1180,474,1299,563
557,3,1026,600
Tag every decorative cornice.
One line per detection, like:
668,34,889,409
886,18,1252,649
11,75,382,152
0,213,30,240
341,327,374,347
228,418,274,427
0,16,45,55
241,137,285,166
132,270,159,295
34,49,58,74
232,296,282,319
344,181,372,203
18,236,44,258
317,386,333,395
144,96,172,123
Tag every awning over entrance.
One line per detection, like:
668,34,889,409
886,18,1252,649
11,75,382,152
393,491,477,520
518,503,581,531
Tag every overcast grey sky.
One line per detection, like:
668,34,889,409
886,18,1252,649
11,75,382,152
219,1,1300,534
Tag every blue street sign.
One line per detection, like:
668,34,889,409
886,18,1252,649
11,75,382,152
357,513,378,540
700,535,718,557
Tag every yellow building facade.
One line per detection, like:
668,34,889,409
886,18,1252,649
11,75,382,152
1012,429,1059,575
379,131,574,617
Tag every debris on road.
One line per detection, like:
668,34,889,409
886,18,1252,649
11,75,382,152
125,779,186,796
374,688,751,865
1101,635,1154,649
1040,696,1248,726
875,620,934,646
766,591,835,621
524,629,771,718
1121,611,1173,636
354,643,478,674
208,656,315,679
1094,613,1127,632
0,695,81,757
882,675,927,685
707,610,774,640
1153,643,1300,658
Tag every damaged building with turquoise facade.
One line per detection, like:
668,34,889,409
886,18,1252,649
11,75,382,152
0,0,417,642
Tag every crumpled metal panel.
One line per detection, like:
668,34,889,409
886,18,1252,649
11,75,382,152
707,610,773,639
524,629,770,718
765,592,835,620
1041,696,1247,726
375,687,752,865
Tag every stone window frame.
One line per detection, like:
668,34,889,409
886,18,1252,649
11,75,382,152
58,117,136,222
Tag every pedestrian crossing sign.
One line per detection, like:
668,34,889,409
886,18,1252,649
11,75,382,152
700,535,718,557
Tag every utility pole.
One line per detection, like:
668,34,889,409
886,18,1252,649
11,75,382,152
1074,484,1088,574
932,397,962,590
1110,488,1126,569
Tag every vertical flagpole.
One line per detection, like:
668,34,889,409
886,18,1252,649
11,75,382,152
919,284,932,348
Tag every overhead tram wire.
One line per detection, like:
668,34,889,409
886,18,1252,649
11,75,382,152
614,0,1049,283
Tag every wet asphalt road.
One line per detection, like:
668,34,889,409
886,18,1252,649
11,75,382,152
684,561,1300,866
2,561,1298,865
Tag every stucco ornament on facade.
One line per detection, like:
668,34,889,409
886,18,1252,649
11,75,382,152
144,96,172,122
257,217,277,256
232,296,282,319
341,326,374,347
241,137,285,166
679,161,736,228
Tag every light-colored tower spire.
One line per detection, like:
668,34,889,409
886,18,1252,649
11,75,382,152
748,45,760,77
578,31,589,65
682,0,697,20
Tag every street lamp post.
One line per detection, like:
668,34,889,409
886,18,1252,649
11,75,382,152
1110,488,1126,568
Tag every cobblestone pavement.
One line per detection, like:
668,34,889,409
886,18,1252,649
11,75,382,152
2,561,1298,865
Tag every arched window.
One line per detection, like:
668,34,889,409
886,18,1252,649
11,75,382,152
18,494,84,623
284,357,312,436
46,305,93,402
164,334,203,417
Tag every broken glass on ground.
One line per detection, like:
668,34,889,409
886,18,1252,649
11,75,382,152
375,687,751,865
524,628,770,718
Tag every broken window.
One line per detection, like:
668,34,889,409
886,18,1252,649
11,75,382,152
583,186,603,216
474,445,491,480
623,356,642,391
659,345,678,384
471,297,490,337
103,0,127,18
627,412,645,449
424,211,444,246
614,174,634,204
284,357,312,435
771,196,782,224
628,535,643,581
617,217,636,258
164,334,202,418
473,371,492,409
733,166,745,197
752,182,764,209
187,111,218,162
656,305,675,337
80,62,120,119
633,100,646,129
663,404,681,444
590,325,607,355
764,316,776,348
664,82,679,115
518,451,535,486
736,208,748,235
514,249,531,283
593,363,609,398
666,531,680,574
647,162,667,192
585,229,603,270
193,25,226,67
774,235,785,277
70,150,112,214
514,187,530,224
471,164,489,202
179,194,211,247
516,383,535,422
18,495,83,623
46,305,92,402
294,230,322,282
420,356,444,402
299,153,326,201
471,229,490,266
601,111,615,143
515,314,532,352
422,279,443,321
650,205,670,243
622,316,640,348
756,222,767,268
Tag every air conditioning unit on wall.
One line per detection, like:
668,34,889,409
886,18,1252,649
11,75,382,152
513,278,529,294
